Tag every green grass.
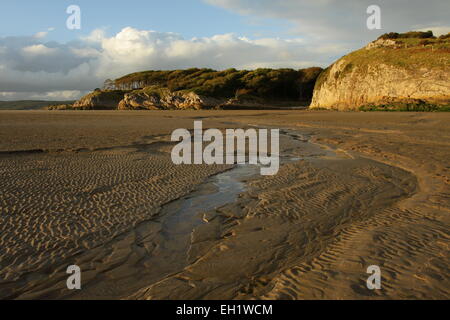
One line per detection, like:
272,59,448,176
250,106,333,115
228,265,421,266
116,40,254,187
394,38,450,50
334,44,450,82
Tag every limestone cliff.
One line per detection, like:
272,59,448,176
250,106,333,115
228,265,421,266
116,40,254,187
73,90,127,110
310,37,450,110
116,86,291,110
117,87,226,110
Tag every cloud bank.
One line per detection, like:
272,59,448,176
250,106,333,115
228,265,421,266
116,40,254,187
0,27,342,100
205,0,450,41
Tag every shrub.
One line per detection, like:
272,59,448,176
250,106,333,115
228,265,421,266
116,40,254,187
379,30,435,40
399,30,435,39
378,32,399,40
419,39,432,46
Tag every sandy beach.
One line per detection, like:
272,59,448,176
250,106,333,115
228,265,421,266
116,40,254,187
0,110,449,299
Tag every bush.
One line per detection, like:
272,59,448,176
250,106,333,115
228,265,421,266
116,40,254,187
379,30,435,40
419,39,432,46
399,31,434,39
378,32,399,40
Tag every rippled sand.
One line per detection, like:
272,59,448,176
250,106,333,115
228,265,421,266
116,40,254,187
0,110,448,299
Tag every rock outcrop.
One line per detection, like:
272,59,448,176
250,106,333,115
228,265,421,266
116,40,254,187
310,37,450,110
73,90,127,110
46,104,73,110
117,87,227,110
116,86,304,110
365,38,400,50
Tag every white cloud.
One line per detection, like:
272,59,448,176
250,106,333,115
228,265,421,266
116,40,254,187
34,32,48,39
0,90,85,101
70,47,101,58
33,27,56,39
22,44,59,56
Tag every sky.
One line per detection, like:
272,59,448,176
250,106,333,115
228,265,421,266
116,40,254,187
0,0,449,100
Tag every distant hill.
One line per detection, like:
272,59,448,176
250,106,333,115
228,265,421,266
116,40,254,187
0,100,75,110
72,67,323,110
310,31,450,111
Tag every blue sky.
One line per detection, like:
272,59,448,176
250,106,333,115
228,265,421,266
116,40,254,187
0,0,449,100
0,0,289,41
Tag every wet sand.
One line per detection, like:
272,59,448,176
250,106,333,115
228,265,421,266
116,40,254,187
0,110,449,299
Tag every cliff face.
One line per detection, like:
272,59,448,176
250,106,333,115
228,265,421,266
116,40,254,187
310,39,450,110
117,87,226,110
73,87,275,111
73,90,127,110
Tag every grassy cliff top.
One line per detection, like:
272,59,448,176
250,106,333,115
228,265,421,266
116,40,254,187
315,32,450,89
348,45,449,71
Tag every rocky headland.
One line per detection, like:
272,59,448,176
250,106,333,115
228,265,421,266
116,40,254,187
310,31,450,111
61,31,450,112
68,68,322,110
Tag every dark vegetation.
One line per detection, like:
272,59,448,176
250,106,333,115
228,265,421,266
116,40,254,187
0,100,75,110
110,67,323,101
378,31,436,40
377,31,450,49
